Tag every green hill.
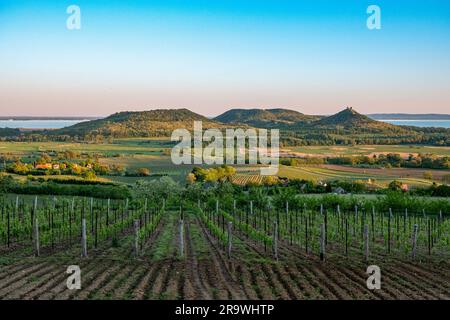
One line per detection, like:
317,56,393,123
314,107,404,131
7,106,447,146
214,108,319,127
52,108,225,138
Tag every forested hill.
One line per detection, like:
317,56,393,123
50,109,226,138
214,108,320,127
2,107,449,146
314,107,403,131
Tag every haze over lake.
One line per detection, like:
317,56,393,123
379,120,450,128
0,119,90,129
1,118,450,130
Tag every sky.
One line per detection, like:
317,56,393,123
0,0,449,117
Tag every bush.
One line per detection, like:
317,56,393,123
8,181,131,199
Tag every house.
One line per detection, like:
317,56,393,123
401,183,409,192
333,187,346,194
35,163,52,170
52,164,60,170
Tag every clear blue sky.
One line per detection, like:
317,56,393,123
1,0,449,116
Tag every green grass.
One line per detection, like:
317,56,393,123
147,211,177,261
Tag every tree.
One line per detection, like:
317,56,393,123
137,168,151,176
83,171,97,180
186,173,196,184
0,174,14,194
37,153,52,164
133,176,181,200
388,180,404,192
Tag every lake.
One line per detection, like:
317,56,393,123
379,120,450,128
1,119,450,129
0,119,89,129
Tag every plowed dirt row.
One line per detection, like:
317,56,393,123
1,210,448,300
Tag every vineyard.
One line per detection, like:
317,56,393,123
0,194,449,300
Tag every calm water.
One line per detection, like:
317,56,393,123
0,119,88,129
380,120,450,128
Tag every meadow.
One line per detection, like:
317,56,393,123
1,139,449,187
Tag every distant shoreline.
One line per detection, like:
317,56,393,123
368,114,450,120
0,116,100,120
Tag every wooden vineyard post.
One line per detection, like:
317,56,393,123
337,205,342,240
305,215,309,253
324,208,328,245
412,224,418,260
32,196,37,240
345,216,348,256
179,219,185,258
319,223,325,262
286,201,289,241
371,206,375,242
387,208,392,254
250,200,253,215
15,195,19,209
364,224,369,261
33,216,40,257
90,197,94,234
216,199,219,215
198,199,201,208
81,218,88,258
396,210,400,245
69,199,73,245
144,198,148,213
124,198,128,225
273,222,278,260
94,206,98,249
7,205,10,247
106,198,110,226
134,219,140,257
354,205,358,236
162,198,165,211
227,221,233,259
404,208,408,234
427,218,431,255
233,200,236,217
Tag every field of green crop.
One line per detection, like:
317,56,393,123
277,165,437,187
0,140,171,156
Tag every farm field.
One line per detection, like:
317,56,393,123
0,140,171,156
277,165,440,187
285,145,450,158
2,139,448,188
0,195,449,300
